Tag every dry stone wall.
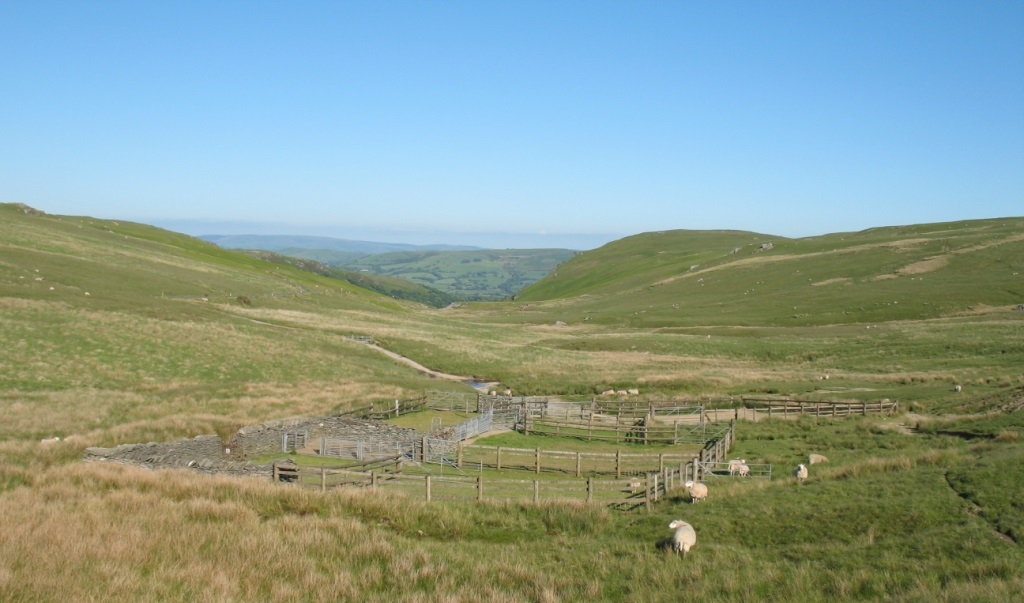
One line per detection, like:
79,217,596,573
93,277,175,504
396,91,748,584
83,415,420,478
225,416,417,459
84,435,272,478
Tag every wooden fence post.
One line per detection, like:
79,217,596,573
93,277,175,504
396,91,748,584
496,446,502,470
535,448,541,474
862,401,867,415
576,452,582,478
659,453,665,474
645,475,651,511
425,475,431,502
587,477,594,503
616,449,622,479
371,471,378,490
321,466,327,492
477,476,483,502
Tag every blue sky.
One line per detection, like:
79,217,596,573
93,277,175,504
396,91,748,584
2,1,1022,249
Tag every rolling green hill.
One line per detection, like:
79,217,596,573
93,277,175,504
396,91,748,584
514,219,1024,328
2,202,1023,602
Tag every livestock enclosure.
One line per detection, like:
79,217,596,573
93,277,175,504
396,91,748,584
273,460,694,510
271,421,743,510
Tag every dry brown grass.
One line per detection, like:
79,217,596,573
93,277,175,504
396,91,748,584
898,256,949,275
0,462,590,602
810,277,853,287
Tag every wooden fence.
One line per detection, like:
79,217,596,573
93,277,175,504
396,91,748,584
455,445,697,478
740,398,899,419
271,421,743,509
272,461,696,510
521,413,729,445
335,396,427,421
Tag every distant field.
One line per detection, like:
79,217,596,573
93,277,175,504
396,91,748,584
342,248,577,300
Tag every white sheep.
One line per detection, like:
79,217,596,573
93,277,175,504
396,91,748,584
736,462,750,477
793,463,809,482
684,480,708,504
626,477,643,494
40,436,61,445
954,384,962,393
668,519,697,556
727,459,747,476
808,454,829,464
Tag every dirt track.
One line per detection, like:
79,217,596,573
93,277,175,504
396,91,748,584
365,343,499,392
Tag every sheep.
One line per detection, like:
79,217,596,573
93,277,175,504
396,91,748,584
793,463,809,482
727,459,747,475
808,454,829,464
684,480,708,504
954,384,962,393
736,462,750,477
40,436,61,445
626,477,643,494
668,520,697,556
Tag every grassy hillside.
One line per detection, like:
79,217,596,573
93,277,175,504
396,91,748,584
2,203,1022,601
516,219,1024,328
343,248,577,300
0,202,471,445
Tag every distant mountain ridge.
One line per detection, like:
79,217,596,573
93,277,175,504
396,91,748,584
199,234,481,254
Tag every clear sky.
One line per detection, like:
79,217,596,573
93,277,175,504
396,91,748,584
2,1,1022,249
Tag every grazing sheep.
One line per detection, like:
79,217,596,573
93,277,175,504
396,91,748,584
668,520,697,556
954,384,962,393
727,459,747,475
793,463,809,482
736,462,750,477
626,477,643,494
40,436,61,445
808,454,829,464
684,480,708,504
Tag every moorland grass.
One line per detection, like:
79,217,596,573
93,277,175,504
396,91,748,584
2,205,1023,601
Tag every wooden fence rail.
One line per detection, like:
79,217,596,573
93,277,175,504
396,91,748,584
271,421,742,510
741,398,899,419
335,396,427,420
456,445,698,478
273,463,697,510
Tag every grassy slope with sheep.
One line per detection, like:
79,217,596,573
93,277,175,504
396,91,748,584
1,202,1023,601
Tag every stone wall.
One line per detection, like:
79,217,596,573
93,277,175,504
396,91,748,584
82,415,420,479
224,416,418,459
83,435,272,478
